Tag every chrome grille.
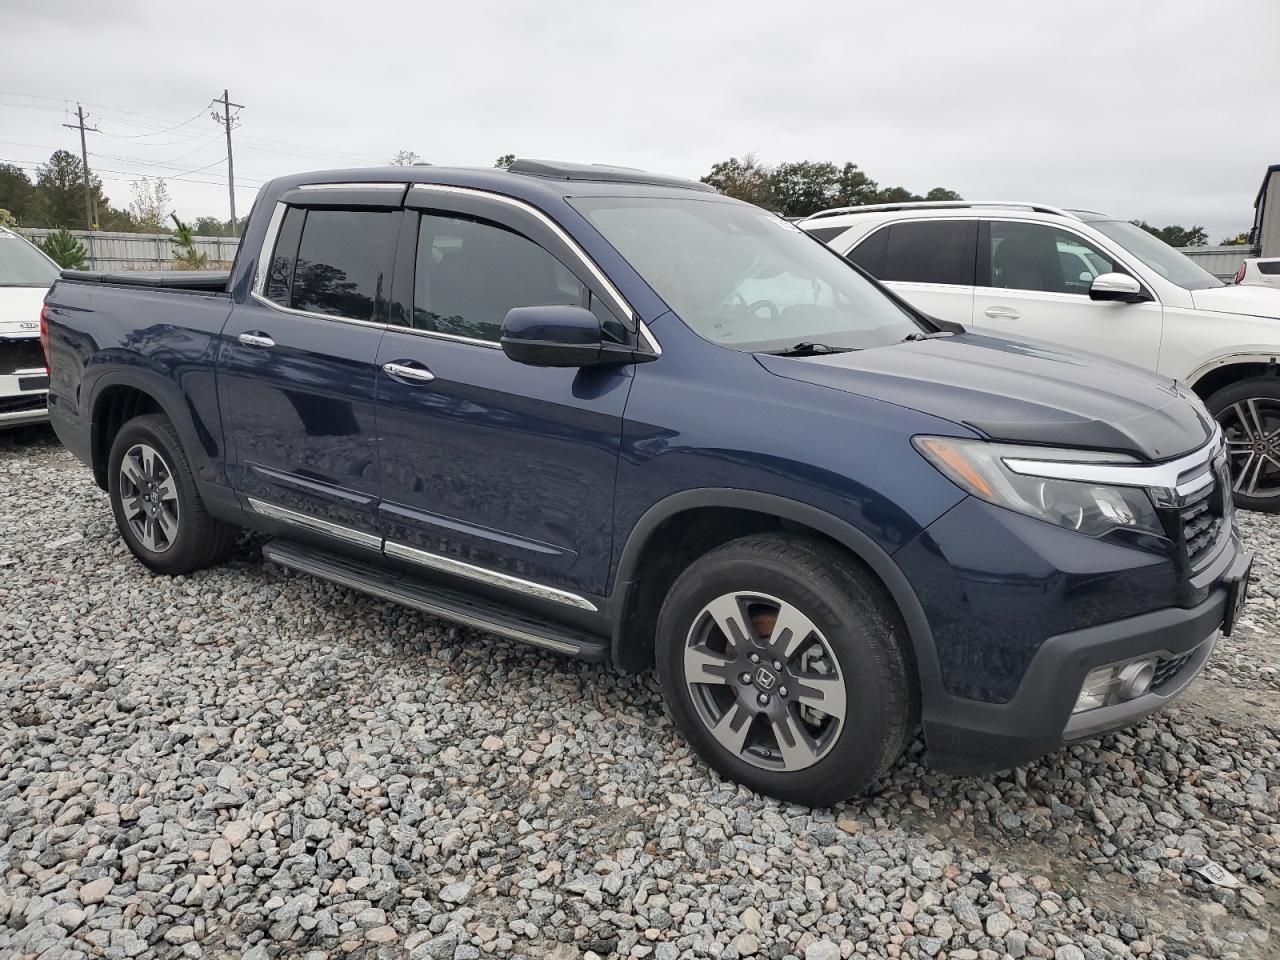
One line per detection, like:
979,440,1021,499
1179,485,1222,568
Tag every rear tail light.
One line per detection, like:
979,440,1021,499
1234,262,1246,285
39,303,51,373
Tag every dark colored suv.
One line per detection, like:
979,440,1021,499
44,160,1251,805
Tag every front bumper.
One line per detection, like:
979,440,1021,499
1,336,49,429
923,541,1251,775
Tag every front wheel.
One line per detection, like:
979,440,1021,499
655,534,917,806
1206,378,1280,513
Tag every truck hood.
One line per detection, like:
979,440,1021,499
1190,284,1280,319
757,332,1213,462
0,285,48,340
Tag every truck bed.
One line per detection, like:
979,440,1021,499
60,270,230,293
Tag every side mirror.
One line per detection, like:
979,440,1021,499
500,305,658,368
1089,272,1148,303
501,305,605,367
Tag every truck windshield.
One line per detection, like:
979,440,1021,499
569,196,925,351
1090,220,1223,291
0,230,60,287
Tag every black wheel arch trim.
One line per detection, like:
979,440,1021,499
609,488,946,698
86,371,244,526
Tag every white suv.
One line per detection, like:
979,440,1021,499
800,201,1280,511
0,227,59,428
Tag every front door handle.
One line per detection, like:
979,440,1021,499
984,306,1021,320
382,360,436,384
237,332,275,348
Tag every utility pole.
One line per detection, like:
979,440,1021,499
61,104,99,231
212,90,243,236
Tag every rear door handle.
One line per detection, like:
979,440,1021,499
382,360,436,384
237,332,275,348
984,306,1020,320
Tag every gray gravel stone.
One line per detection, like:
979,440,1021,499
1,426,1277,960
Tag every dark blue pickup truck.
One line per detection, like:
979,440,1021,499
42,160,1251,805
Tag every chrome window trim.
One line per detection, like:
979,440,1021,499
297,182,407,192
249,292,389,331
252,201,288,298
1002,431,1223,490
383,323,501,350
247,498,382,549
408,183,661,356
385,539,598,611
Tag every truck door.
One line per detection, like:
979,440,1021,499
372,185,635,606
218,185,403,549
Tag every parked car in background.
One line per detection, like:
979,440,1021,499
0,226,58,427
1235,257,1280,289
801,201,1280,511
43,162,1250,805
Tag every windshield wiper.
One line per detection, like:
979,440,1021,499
771,341,855,357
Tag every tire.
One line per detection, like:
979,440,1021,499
1205,377,1280,513
107,413,236,574
655,533,918,806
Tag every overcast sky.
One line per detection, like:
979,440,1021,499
3,0,1276,241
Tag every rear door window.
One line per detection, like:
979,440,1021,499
262,207,397,321
848,221,976,285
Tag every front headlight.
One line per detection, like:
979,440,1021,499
914,436,1164,538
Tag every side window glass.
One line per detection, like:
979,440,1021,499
846,226,887,277
986,222,1124,295
414,214,617,343
804,225,847,244
264,205,304,307
291,209,396,321
882,221,974,285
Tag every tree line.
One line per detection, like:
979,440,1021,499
0,149,235,236
3,145,1250,249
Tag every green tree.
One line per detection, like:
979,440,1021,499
832,163,880,207
700,154,777,209
924,187,963,201
128,177,172,232
1219,231,1251,246
170,214,208,268
875,186,923,204
1131,220,1207,248
0,164,40,224
35,150,107,229
0,209,15,228
768,160,839,218
39,228,87,268
494,153,515,169
193,216,232,236
389,149,421,166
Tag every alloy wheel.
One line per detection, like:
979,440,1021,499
682,591,846,772
1217,397,1280,500
118,442,180,553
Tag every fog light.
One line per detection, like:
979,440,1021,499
1117,660,1156,700
1074,666,1120,713
1073,658,1159,714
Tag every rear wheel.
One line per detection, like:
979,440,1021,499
1206,378,1280,512
107,414,236,574
655,534,917,806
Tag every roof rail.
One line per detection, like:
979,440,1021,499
508,158,716,193
802,201,1082,222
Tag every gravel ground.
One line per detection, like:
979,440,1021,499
1,424,1276,960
